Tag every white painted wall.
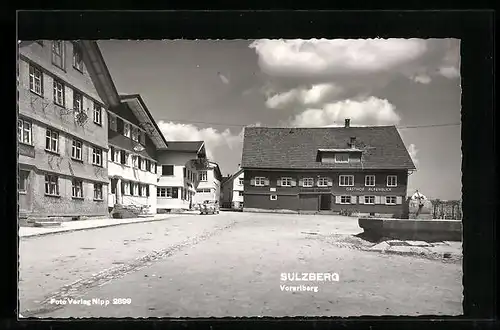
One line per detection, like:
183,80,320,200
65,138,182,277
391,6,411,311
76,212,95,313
193,166,221,204
232,171,244,203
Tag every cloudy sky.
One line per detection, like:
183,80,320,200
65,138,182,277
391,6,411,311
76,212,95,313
99,39,461,200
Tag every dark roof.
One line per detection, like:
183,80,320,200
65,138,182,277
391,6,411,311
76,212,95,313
241,126,416,170
165,141,204,153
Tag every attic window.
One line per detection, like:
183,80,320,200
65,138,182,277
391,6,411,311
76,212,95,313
335,153,349,163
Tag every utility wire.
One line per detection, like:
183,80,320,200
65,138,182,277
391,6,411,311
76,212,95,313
159,119,461,129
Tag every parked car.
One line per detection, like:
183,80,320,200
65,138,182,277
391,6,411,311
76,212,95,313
199,200,220,215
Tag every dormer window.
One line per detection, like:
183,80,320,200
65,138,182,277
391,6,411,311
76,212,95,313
335,153,349,163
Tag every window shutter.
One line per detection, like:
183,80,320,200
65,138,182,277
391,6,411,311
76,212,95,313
384,196,389,205
146,185,150,197
298,178,304,187
291,178,296,187
264,178,270,186
335,195,341,204
359,196,365,204
250,178,255,186
350,196,357,204
316,178,320,187
102,151,107,168
117,118,123,134
88,145,92,163
276,178,281,187
375,196,381,204
327,178,333,187
396,196,402,205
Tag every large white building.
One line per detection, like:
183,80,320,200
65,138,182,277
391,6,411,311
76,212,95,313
156,141,206,212
192,161,223,206
220,168,244,210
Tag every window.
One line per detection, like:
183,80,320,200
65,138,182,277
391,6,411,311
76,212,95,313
108,113,117,131
339,175,354,186
123,122,131,138
123,182,130,195
162,165,174,176
299,177,313,187
317,177,329,187
280,177,292,187
53,79,65,106
140,185,147,197
72,179,83,198
140,131,146,145
172,187,179,198
131,183,139,196
132,155,138,168
120,151,128,165
94,183,103,200
365,175,375,187
254,177,266,186
239,178,244,185
52,41,65,69
270,195,277,201
386,196,397,205
71,139,82,160
29,65,43,95
73,90,83,112
72,44,84,72
335,153,349,163
113,149,120,163
92,147,102,166
157,187,166,197
364,196,375,204
199,171,207,181
45,129,58,152
18,170,29,193
340,196,351,204
93,103,102,125
238,191,244,197
44,174,59,196
150,161,156,173
131,127,139,142
18,119,32,145
387,175,398,187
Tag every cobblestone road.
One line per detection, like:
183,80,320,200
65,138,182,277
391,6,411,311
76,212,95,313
20,212,462,317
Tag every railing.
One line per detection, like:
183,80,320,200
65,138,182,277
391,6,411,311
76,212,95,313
430,199,462,220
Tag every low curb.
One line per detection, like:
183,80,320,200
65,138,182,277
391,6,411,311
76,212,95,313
19,215,192,239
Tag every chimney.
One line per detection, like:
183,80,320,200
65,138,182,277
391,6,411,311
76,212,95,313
350,136,356,148
345,118,350,128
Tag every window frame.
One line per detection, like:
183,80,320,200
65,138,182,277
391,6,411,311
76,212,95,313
72,179,84,199
199,170,208,182
131,126,140,142
18,119,32,145
302,177,314,188
335,153,349,163
18,170,29,193
254,177,266,187
280,177,292,187
29,65,43,95
387,175,398,187
45,128,59,153
44,174,59,196
365,175,375,187
340,195,351,204
364,195,375,205
238,178,244,186
270,194,277,201
71,139,83,161
162,165,174,176
92,147,103,166
108,113,117,131
73,90,83,112
339,175,354,187
123,122,131,138
386,196,397,205
94,183,103,200
52,78,65,107
317,177,329,187
51,41,65,69
93,102,102,125
72,44,84,72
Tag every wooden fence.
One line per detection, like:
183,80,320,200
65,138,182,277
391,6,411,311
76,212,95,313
430,199,462,220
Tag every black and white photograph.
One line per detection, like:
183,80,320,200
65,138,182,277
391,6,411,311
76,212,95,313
18,37,463,318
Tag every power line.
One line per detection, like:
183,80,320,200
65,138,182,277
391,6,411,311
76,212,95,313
159,118,461,129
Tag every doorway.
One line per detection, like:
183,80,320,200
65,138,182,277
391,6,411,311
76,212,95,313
320,194,332,211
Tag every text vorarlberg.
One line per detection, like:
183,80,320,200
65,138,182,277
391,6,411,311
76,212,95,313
280,272,339,293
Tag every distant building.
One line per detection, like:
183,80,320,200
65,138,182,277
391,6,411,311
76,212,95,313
220,168,244,210
156,141,206,212
18,40,114,218
192,161,223,206
241,119,416,216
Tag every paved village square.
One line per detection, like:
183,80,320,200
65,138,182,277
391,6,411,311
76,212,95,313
19,212,462,318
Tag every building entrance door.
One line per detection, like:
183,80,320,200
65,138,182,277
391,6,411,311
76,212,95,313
320,194,332,211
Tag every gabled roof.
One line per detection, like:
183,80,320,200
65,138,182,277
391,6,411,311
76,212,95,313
242,126,416,170
119,94,168,149
165,141,205,153
224,168,244,184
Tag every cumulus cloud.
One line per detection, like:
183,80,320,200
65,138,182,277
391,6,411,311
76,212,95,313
412,73,432,84
157,121,242,160
437,39,460,79
250,38,428,77
288,96,401,127
438,66,460,79
265,83,343,109
407,143,419,166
